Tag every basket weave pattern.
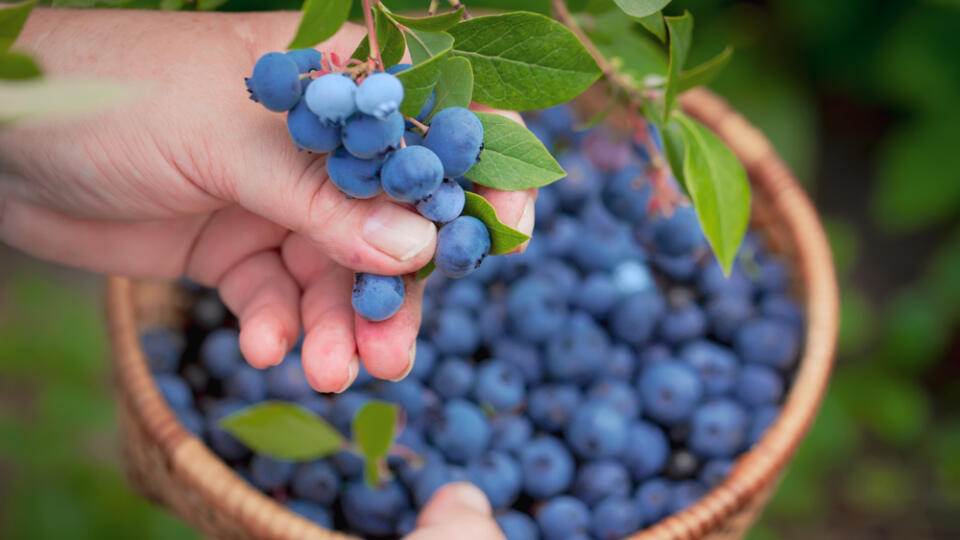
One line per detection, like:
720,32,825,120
107,89,838,540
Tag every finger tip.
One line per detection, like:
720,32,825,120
301,322,359,392
239,313,289,368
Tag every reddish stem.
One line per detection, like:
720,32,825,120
362,0,384,70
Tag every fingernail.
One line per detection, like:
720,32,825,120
389,343,417,382
446,483,491,514
514,196,536,253
334,355,360,393
363,203,435,261
273,337,288,366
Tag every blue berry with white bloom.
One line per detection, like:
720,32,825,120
355,72,404,119
304,73,357,124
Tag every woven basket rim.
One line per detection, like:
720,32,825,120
107,88,839,540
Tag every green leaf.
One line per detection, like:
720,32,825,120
583,10,666,86
660,117,687,191
396,30,453,116
663,11,693,122
382,6,464,31
352,5,405,68
448,12,601,110
352,401,397,460
415,260,436,280
611,0,670,18
635,12,665,42
196,0,228,11
0,51,40,80
363,459,380,488
220,401,345,461
674,113,750,273
0,0,36,55
464,111,565,190
462,191,530,255
0,78,137,126
159,0,184,10
288,0,353,49
677,46,732,93
429,56,473,119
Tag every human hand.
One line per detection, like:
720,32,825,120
0,9,535,391
405,483,505,540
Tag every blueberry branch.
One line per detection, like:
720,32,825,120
404,115,429,133
361,0,384,70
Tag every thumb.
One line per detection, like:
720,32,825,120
404,483,505,540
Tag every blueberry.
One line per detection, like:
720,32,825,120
492,339,543,385
698,261,753,299
572,205,637,272
296,395,331,418
249,454,295,491
539,105,575,134
736,363,784,406
573,272,620,318
470,252,504,283
603,164,652,224
416,178,465,223
205,398,250,462
496,510,539,540
545,311,609,383
413,462,468,506
638,361,703,425
670,480,707,513
582,128,633,172
428,399,491,463
653,206,704,256
355,72,404,119
528,120,556,149
534,186,559,226
287,99,340,153
377,378,428,418
532,258,580,302
688,399,748,458
326,147,383,199
755,257,789,294
380,145,444,202
423,107,484,177
175,407,203,437
663,449,700,480
478,301,507,347
591,496,641,540
386,63,434,121
199,328,243,380
140,328,185,373
491,414,533,454
621,420,669,481
520,436,575,499
659,302,708,345
155,373,193,411
600,344,637,380
442,278,487,312
680,340,739,397
304,73,356,124
285,48,323,73
747,405,779,446
435,216,491,278
291,460,340,505
331,449,365,479
528,384,581,433
474,359,525,412
286,499,333,528
403,129,424,146
342,479,410,536
430,307,480,355
353,362,375,388
635,478,672,525
352,273,405,322
409,338,437,381
543,215,580,258
466,451,522,509
652,252,700,282
610,290,666,347
330,390,371,435
225,365,268,403
760,294,804,330
247,52,302,112
342,112,404,159
555,153,601,212
573,460,631,506
265,352,313,401
429,357,475,400
506,276,568,344
396,511,418,536
536,496,590,540
587,379,640,418
699,458,733,488
566,401,628,459
734,318,800,369
637,343,673,368
705,293,754,343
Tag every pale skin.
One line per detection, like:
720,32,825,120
0,10,528,537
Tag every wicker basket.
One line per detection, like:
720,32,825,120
107,88,839,540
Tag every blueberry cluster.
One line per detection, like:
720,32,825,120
246,52,492,322
144,104,804,540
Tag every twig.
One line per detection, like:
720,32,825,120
405,115,429,132
362,0,384,70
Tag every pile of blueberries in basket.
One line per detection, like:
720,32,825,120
142,105,804,540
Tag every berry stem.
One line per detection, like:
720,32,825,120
362,0,384,70
404,115,429,133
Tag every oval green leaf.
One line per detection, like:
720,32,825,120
0,51,40,80
612,0,671,18
396,30,453,116
674,113,750,274
0,0,36,55
352,401,397,460
429,56,473,119
288,0,353,49
219,401,345,461
463,111,565,191
448,12,601,110
383,6,464,31
635,11,666,42
677,46,733,93
462,191,530,255
663,11,693,122
352,6,406,68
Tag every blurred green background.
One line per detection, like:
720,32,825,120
2,0,959,538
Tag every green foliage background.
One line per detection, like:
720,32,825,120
2,0,960,538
